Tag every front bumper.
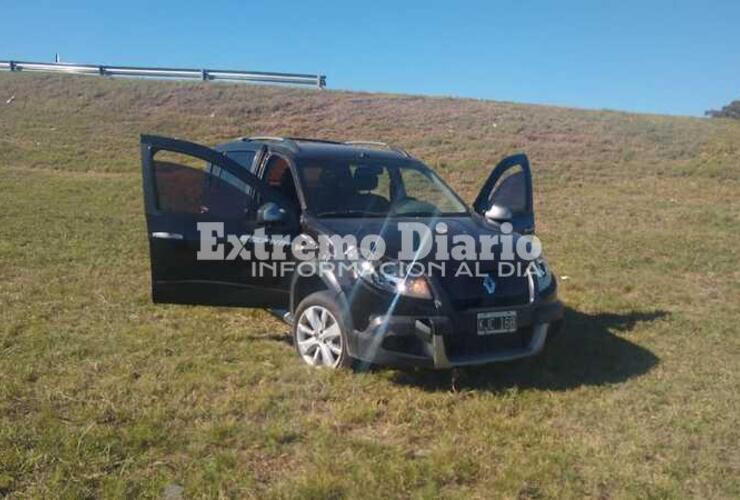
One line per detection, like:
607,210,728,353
347,299,563,369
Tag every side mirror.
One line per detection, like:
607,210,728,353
257,202,287,225
484,204,512,222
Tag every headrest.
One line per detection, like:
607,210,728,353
319,167,353,189
353,168,379,191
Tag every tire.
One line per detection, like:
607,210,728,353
292,291,353,368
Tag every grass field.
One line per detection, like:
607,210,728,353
0,73,739,498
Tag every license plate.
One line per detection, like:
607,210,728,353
477,311,517,335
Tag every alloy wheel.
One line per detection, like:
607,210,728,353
295,305,343,367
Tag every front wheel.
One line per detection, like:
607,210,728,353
292,291,353,368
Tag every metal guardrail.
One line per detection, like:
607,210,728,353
0,59,326,88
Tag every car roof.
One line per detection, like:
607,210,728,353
213,137,414,163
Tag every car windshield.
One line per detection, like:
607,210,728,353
297,158,468,217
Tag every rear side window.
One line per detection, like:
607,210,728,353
152,150,257,218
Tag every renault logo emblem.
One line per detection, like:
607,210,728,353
483,275,496,295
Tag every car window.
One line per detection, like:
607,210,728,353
206,150,256,195
349,164,391,201
225,150,256,169
297,159,466,217
259,155,299,208
152,150,258,219
264,156,290,186
399,168,467,214
488,167,526,213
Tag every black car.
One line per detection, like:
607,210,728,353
140,135,563,369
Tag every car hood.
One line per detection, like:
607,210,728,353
304,214,534,309
303,214,525,262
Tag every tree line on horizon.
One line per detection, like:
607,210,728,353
705,100,740,119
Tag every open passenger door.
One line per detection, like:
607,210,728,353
473,154,535,234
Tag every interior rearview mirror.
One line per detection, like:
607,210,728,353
484,204,512,222
257,202,287,225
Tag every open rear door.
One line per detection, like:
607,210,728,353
141,134,297,308
473,154,535,234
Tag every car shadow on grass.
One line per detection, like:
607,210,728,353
389,307,666,392
244,331,294,346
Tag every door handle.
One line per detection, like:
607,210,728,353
151,232,184,240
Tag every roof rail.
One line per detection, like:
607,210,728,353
241,136,300,151
343,140,410,158
245,136,288,142
287,137,342,145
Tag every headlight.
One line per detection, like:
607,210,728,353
533,257,553,293
357,260,432,300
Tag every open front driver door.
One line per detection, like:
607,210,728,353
141,134,297,308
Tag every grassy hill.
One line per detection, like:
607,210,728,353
0,73,738,498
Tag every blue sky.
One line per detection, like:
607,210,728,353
2,0,738,116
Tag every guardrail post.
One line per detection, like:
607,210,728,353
201,69,208,81
99,65,106,76
9,60,16,72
